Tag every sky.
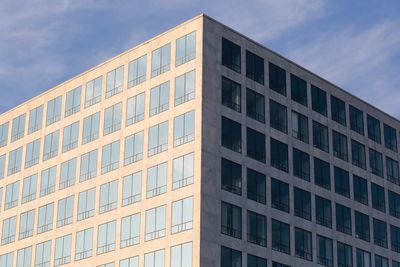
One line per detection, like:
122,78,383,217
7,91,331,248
1,0,400,117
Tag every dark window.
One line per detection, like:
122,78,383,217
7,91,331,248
373,218,387,248
292,111,308,143
248,254,267,267
295,228,312,261
221,246,242,267
375,255,388,267
270,100,287,133
311,85,327,116
391,224,400,253
271,219,290,254
330,95,346,126
337,242,353,267
353,175,368,205
294,187,311,221
246,51,264,85
271,178,289,213
351,139,366,169
246,89,265,123
387,156,400,185
290,74,307,106
316,195,332,228
221,38,241,73
293,148,310,181
222,77,241,112
389,190,400,219
270,138,288,172
384,123,397,151
221,201,242,239
269,62,286,95
314,157,330,190
371,182,385,212
369,148,383,177
317,235,333,267
272,263,289,267
221,158,241,195
247,211,266,247
247,128,265,163
247,168,266,204
349,105,364,135
356,249,371,267
334,166,350,198
332,130,348,161
336,203,352,235
313,121,329,152
355,211,370,242
367,114,381,144
221,117,241,153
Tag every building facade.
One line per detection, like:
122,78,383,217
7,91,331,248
0,14,400,267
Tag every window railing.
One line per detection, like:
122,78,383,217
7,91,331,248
75,249,92,261
247,233,266,247
11,132,24,142
222,100,241,113
317,256,333,267
37,222,53,233
336,187,350,198
99,202,117,214
173,176,194,189
106,86,123,98
338,263,352,267
374,238,387,248
40,185,55,197
104,123,121,135
272,200,289,213
77,209,94,221
122,193,141,206
57,216,73,227
148,143,168,156
336,224,352,235
388,175,400,186
248,149,265,163
1,235,15,245
22,193,36,203
25,157,39,168
294,208,311,221
174,133,194,147
126,113,144,126
146,185,167,198
272,242,290,254
316,216,331,228
19,229,33,239
295,249,312,261
392,244,400,253
292,129,308,143
355,231,369,241
54,255,71,266
29,124,41,134
101,161,119,174
390,208,400,218
128,75,146,88
97,243,115,254
35,261,51,267
145,229,165,241
80,170,96,182
295,169,310,181
5,199,18,210
120,236,139,248
271,120,287,133
176,52,195,66
151,64,170,77
372,202,385,212
352,158,366,169
314,141,329,152
59,178,75,190
0,139,7,147
175,91,195,106
8,166,21,175
124,152,143,166
150,103,169,116
171,221,193,234
82,132,98,144
247,191,266,204
221,183,242,195
271,160,288,172
354,195,368,205
350,122,363,134
85,95,101,108
43,150,57,161
221,225,241,239
63,141,78,152
333,150,348,161
46,115,60,126
65,105,80,117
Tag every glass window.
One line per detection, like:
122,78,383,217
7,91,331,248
269,62,286,94
221,116,241,153
60,157,76,189
174,110,195,147
55,234,71,266
176,31,196,66
171,242,192,267
43,130,59,161
313,121,329,152
270,99,287,133
292,111,308,143
247,254,267,267
221,201,242,239
247,210,266,247
46,95,62,125
371,182,385,212
28,104,43,133
57,195,74,227
25,138,40,168
106,66,124,98
75,228,93,260
128,55,147,88
0,154,5,179
77,188,95,221
103,102,122,135
124,131,143,165
82,112,100,144
332,130,348,161
295,227,312,261
351,139,366,169
316,195,331,228
11,113,26,142
120,256,139,267
22,174,37,204
97,220,116,254
146,162,167,198
394,261,400,267
391,224,400,253
336,203,352,235
290,73,307,106
122,171,142,206
0,122,9,147
375,255,388,267
330,95,346,125
353,175,368,205
373,218,387,248
221,158,242,195
271,178,289,213
355,211,370,241
65,86,81,117
35,240,51,267
337,242,352,267
85,76,102,107
99,180,118,214
294,187,311,221
356,248,371,267
311,85,327,116
389,190,400,219
145,205,166,241
37,202,54,234
384,123,397,151
120,213,140,248
175,70,195,106
367,114,381,143
317,235,333,267
171,196,193,234
148,121,168,156
334,166,350,197
271,219,290,254
8,146,22,175
247,127,265,163
151,43,170,77
101,140,120,174
19,209,34,240
222,76,241,112
293,148,310,181
1,216,16,245
62,121,79,152
126,93,145,126
349,105,364,135
270,138,288,172
173,153,194,190
5,181,19,210
246,88,265,123
0,252,13,267
40,165,56,197
246,50,264,84
145,249,164,267
221,38,241,73
80,149,98,182
387,156,400,185
150,81,169,116
247,168,266,204
17,246,32,267
369,148,383,177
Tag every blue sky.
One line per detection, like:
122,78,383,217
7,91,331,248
1,0,400,117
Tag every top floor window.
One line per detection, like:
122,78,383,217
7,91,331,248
331,95,346,126
246,50,264,85
85,76,102,108
0,122,9,147
46,96,62,126
106,66,123,98
65,87,81,117
269,62,286,95
291,73,307,106
28,105,43,134
349,105,364,135
176,31,196,66
11,113,26,142
384,123,397,151
311,85,327,116
367,114,381,144
128,55,147,88
222,38,241,73
151,43,170,77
